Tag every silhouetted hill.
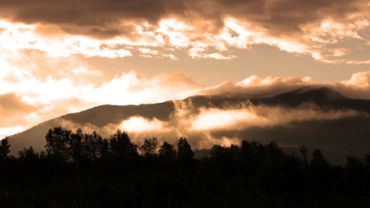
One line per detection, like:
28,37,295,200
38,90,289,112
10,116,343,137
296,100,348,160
62,102,175,127
261,87,345,105
9,101,175,154
186,87,370,112
7,87,370,162
256,87,370,111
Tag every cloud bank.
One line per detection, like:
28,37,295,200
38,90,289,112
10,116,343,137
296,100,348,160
0,0,365,37
0,0,368,62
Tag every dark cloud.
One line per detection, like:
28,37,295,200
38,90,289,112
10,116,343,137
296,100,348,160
1,0,181,24
211,0,363,36
0,0,364,38
257,0,361,34
0,0,192,38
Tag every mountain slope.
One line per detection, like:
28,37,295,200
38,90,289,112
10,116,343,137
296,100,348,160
8,87,370,162
62,101,175,127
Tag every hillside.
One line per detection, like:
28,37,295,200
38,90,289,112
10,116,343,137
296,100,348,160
8,87,370,162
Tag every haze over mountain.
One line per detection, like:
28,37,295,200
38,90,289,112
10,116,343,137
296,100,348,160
8,86,370,163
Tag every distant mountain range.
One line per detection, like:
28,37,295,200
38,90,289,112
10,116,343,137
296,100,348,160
8,87,370,163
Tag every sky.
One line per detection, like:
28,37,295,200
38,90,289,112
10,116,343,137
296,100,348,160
0,0,370,138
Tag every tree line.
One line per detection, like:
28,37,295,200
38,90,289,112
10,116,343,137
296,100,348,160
1,127,195,162
1,127,370,207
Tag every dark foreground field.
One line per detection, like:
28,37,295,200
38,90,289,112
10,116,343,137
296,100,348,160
1,127,370,208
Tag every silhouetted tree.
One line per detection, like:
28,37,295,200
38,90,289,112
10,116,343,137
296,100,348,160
266,141,283,157
45,127,71,160
310,148,330,184
159,142,176,161
98,138,111,159
177,137,194,160
241,140,253,159
346,155,364,177
240,140,263,170
1,128,370,208
210,144,240,160
82,131,102,161
300,145,309,168
0,138,11,160
310,149,328,169
19,147,39,160
141,138,158,158
210,145,224,159
70,129,108,161
110,130,138,160
70,128,84,162
362,151,370,166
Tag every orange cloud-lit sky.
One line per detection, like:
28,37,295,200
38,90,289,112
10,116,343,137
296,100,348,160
0,0,370,137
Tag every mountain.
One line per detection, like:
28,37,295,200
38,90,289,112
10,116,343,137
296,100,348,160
9,102,176,154
8,87,370,162
256,87,370,111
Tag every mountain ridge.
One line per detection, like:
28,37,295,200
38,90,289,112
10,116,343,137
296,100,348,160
7,87,370,162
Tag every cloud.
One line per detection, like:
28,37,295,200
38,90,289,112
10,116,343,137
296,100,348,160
0,93,38,126
190,107,268,131
0,93,39,137
101,94,359,148
0,126,24,139
0,1,368,62
0,93,35,113
336,71,370,99
187,100,360,127
195,71,370,100
341,71,370,88
120,116,167,133
189,104,360,148
78,71,199,105
0,20,133,59
0,68,200,137
199,74,312,97
0,0,192,37
88,101,361,150
0,0,364,37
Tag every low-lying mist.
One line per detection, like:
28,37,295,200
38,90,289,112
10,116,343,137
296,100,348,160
55,100,362,150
